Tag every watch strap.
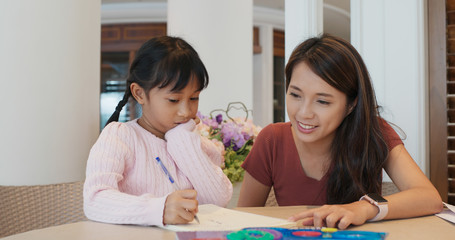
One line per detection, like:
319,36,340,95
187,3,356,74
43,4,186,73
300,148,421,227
359,194,388,222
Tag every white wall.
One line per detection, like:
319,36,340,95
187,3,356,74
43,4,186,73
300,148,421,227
101,2,166,24
284,0,323,123
285,0,323,66
0,0,101,185
351,0,428,175
167,0,253,118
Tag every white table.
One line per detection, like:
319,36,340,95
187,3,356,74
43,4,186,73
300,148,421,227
3,206,455,240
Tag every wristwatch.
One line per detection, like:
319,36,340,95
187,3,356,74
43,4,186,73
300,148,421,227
359,193,388,222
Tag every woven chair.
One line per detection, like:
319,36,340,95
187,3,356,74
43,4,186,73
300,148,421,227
0,181,87,238
265,187,278,207
382,181,399,196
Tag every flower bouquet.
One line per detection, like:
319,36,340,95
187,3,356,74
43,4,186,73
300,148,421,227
196,102,262,183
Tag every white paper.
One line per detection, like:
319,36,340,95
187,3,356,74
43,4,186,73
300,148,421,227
435,202,455,224
160,204,295,232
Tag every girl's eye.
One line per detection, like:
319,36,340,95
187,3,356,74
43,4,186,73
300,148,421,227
190,97,199,101
168,99,179,103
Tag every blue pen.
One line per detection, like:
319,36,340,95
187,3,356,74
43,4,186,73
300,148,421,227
155,157,176,186
155,157,200,224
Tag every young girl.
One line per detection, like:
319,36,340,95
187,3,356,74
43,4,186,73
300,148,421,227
238,34,442,229
84,36,233,226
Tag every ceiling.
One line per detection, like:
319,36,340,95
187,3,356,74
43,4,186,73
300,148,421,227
101,0,349,16
101,0,285,9
101,0,350,40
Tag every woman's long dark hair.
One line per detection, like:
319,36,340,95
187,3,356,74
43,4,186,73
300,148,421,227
285,34,389,204
105,36,209,126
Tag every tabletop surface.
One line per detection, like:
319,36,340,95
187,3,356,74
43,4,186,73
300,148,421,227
3,205,455,240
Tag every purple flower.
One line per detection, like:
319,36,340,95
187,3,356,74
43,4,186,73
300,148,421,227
215,114,223,124
242,131,252,141
197,111,259,152
197,112,219,129
207,119,219,129
220,122,236,146
196,109,262,183
220,121,248,151
234,137,246,151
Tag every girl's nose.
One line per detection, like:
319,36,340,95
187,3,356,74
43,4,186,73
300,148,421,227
178,102,191,117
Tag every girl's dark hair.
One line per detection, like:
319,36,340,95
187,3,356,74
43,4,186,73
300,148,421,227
105,36,209,126
285,34,388,204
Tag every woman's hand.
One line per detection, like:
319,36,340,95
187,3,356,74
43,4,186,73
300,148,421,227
163,190,198,225
288,201,378,230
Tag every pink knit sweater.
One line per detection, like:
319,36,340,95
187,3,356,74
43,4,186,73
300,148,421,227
83,119,233,226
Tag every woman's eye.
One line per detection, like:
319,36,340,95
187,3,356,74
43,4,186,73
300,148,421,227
168,99,179,103
289,92,300,98
190,97,199,101
317,100,330,105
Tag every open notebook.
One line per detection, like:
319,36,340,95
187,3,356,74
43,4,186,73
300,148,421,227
435,202,455,224
160,204,295,232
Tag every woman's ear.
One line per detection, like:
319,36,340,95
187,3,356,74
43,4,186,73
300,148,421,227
130,83,145,104
348,98,358,115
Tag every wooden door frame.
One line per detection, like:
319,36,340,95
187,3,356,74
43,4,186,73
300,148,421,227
428,0,448,202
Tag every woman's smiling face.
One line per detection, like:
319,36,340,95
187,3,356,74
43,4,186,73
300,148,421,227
286,61,350,146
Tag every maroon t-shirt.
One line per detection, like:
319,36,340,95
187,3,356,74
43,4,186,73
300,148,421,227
241,119,403,206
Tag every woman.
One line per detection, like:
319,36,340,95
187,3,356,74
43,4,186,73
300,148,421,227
238,34,442,229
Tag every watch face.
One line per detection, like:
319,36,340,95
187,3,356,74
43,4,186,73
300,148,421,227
368,193,388,203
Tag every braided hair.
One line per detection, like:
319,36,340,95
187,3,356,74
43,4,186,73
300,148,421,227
105,36,209,126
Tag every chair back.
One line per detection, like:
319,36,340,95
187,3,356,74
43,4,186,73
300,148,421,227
382,181,399,196
265,187,278,207
0,181,87,238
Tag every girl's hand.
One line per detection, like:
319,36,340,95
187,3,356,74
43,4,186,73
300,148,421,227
193,115,200,125
163,189,199,225
165,120,196,139
288,201,378,230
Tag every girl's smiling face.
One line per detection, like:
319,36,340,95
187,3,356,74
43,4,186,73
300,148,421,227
286,62,350,147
